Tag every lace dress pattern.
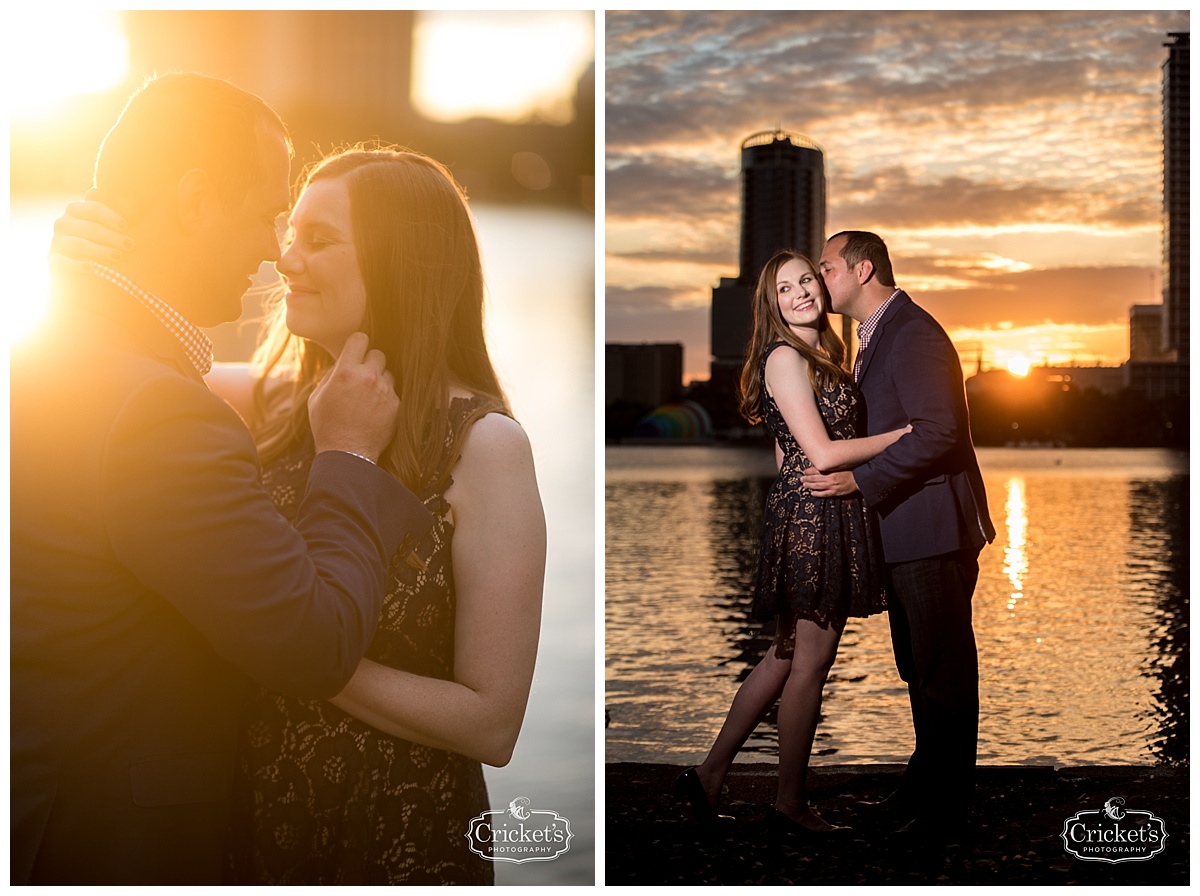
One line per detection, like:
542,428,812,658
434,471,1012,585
225,397,494,885
752,342,885,656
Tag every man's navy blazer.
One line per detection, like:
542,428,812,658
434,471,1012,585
10,273,433,883
851,291,995,563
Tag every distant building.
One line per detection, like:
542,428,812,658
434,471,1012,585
1129,304,1167,361
1035,366,1125,395
967,365,1124,398
709,131,828,413
1126,361,1189,400
1125,32,1189,399
1161,31,1189,362
605,343,683,409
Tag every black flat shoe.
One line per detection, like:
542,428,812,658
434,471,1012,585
770,808,852,837
673,768,735,824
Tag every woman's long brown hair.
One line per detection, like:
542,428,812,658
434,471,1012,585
738,249,849,424
251,146,509,493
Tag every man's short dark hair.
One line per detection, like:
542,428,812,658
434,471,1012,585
830,230,895,288
93,72,291,222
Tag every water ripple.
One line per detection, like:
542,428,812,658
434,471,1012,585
606,446,1188,767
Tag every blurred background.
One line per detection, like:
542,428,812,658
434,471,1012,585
8,9,595,885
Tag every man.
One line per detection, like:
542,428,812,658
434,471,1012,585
11,73,433,883
805,231,995,839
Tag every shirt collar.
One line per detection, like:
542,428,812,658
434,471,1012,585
856,289,902,343
89,262,214,377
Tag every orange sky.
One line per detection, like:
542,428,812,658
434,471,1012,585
605,10,1187,383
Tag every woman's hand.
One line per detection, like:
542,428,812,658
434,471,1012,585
50,200,131,270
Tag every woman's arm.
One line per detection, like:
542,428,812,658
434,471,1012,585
765,345,908,473
329,412,547,767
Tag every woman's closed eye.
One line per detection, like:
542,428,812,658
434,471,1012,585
284,230,331,251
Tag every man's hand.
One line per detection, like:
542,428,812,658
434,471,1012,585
801,467,859,497
308,332,399,463
50,199,132,270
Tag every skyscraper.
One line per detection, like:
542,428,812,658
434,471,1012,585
1161,31,1189,362
1127,31,1189,401
710,131,826,406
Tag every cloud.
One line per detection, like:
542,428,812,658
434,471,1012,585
828,169,1159,230
605,284,688,315
606,11,1180,140
916,264,1159,330
605,154,737,221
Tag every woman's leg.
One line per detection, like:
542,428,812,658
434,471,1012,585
693,645,792,808
774,615,845,825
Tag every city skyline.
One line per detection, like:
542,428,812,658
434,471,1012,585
606,10,1189,382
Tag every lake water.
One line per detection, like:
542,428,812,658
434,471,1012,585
605,445,1188,769
9,199,596,885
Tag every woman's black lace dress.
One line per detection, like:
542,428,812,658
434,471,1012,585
752,342,886,656
225,397,494,885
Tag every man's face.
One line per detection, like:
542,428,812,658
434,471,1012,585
817,235,855,317
194,133,291,327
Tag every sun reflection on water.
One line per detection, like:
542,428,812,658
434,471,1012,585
1003,477,1028,614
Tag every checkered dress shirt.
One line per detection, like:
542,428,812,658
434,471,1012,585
90,262,214,377
852,289,902,382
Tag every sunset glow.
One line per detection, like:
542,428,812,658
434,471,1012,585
412,11,593,124
9,11,595,350
9,211,55,344
8,11,128,116
605,11,1185,383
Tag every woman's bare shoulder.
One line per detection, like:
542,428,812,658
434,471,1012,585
460,411,533,465
445,408,540,528
764,342,807,367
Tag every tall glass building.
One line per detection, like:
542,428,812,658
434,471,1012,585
710,131,826,407
1161,31,1189,362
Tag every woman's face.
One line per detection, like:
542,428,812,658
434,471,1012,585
277,176,367,356
775,257,825,333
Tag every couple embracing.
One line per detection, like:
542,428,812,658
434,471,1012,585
678,232,995,842
12,73,546,885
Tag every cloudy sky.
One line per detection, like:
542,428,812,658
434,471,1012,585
605,10,1189,382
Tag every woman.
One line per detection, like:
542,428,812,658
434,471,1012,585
676,249,904,835
57,147,546,884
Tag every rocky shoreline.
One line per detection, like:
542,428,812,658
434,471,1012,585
605,762,1188,885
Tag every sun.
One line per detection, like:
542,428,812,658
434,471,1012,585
8,11,129,117
1005,355,1032,377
